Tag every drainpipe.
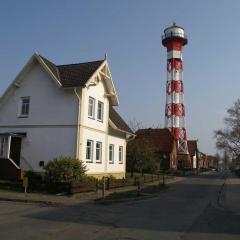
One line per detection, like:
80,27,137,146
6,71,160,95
74,88,81,159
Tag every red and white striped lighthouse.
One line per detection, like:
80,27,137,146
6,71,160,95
162,23,188,154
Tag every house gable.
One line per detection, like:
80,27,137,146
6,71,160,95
0,59,78,126
81,74,110,132
39,55,119,106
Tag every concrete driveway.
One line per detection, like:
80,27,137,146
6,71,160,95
0,172,239,240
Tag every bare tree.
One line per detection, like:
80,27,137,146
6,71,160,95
128,118,143,133
215,99,240,162
128,118,163,133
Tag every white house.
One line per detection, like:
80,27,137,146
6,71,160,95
0,53,134,180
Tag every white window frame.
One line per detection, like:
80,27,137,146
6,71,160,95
119,146,123,164
97,101,104,122
109,144,114,163
86,140,94,162
96,141,102,163
19,97,30,118
88,97,95,119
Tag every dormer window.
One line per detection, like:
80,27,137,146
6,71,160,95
88,97,95,119
19,97,30,118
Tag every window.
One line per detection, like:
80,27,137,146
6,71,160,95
109,144,114,163
119,146,123,164
19,97,30,117
86,140,93,162
39,161,45,167
96,142,102,163
0,136,8,158
88,97,95,118
97,101,104,121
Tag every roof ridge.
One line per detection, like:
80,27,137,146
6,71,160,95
38,54,56,66
38,53,104,67
57,59,104,67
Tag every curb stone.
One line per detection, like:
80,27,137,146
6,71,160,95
95,186,170,205
0,197,63,207
0,176,182,207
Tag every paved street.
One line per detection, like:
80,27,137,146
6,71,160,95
0,172,239,240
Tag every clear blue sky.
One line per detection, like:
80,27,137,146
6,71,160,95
1,0,240,155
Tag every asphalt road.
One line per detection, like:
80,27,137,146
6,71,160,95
0,172,239,240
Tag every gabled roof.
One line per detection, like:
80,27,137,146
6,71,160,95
58,61,104,87
39,55,59,80
109,106,134,134
39,55,104,87
187,140,198,156
135,128,176,153
0,53,119,107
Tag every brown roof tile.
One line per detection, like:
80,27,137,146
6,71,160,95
57,61,104,87
109,106,133,134
39,55,104,87
135,128,176,152
39,55,59,80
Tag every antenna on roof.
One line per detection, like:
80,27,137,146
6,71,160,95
104,52,108,60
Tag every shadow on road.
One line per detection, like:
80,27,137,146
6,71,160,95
21,173,240,237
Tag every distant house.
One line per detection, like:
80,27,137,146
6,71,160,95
187,140,198,169
0,53,134,180
198,152,208,169
207,155,218,169
132,128,178,171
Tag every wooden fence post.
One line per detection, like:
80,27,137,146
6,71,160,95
107,177,110,190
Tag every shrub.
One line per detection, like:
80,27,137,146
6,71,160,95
44,156,87,184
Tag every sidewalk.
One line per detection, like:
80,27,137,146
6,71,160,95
0,176,184,207
219,172,240,214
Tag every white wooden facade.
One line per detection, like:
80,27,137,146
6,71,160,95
0,54,133,179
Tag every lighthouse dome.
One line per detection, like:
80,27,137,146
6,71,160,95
162,23,187,46
164,23,185,38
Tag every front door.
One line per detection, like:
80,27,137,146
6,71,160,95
10,137,22,166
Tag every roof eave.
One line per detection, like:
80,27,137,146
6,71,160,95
35,54,62,87
0,54,37,109
109,119,135,136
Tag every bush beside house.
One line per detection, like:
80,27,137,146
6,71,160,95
44,156,87,184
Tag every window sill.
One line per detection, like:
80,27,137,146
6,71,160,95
97,119,103,123
18,115,29,118
96,161,102,164
109,161,114,164
119,162,123,164
86,160,93,163
88,116,95,120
